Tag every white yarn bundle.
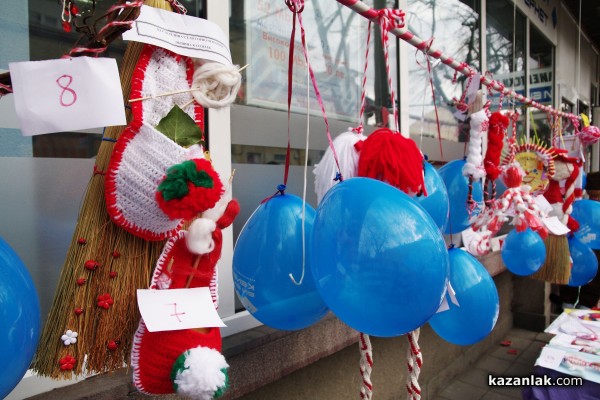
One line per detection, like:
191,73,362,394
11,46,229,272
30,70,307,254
462,109,488,180
313,129,365,203
191,59,242,109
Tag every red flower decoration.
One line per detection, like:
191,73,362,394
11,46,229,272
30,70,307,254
156,158,224,220
74,308,83,315
97,293,114,309
59,355,76,370
112,250,121,258
76,278,86,286
107,340,119,351
84,260,99,270
77,238,87,245
109,271,118,279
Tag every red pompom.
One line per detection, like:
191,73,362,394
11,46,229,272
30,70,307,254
156,158,224,220
501,166,522,188
357,128,425,195
484,112,509,181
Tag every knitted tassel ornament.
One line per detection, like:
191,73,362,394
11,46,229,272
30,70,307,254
484,112,509,181
131,197,239,397
313,130,365,203
357,128,425,196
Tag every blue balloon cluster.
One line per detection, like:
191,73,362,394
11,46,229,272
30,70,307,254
568,235,598,287
0,237,41,398
501,228,546,276
438,159,483,234
311,177,449,337
429,248,499,346
414,161,450,232
233,194,328,331
572,200,600,250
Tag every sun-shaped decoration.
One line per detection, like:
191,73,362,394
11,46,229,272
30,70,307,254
502,137,555,195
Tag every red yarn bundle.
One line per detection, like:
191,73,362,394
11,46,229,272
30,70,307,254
484,112,509,181
357,128,425,195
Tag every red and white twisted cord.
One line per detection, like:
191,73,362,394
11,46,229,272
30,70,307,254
377,8,405,132
359,332,373,400
406,329,422,400
354,21,372,134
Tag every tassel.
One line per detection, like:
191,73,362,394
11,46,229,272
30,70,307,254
357,128,425,196
531,234,571,284
313,130,365,203
484,112,509,181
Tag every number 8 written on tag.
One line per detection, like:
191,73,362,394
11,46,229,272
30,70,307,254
56,74,77,107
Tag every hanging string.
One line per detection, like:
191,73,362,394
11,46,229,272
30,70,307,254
289,36,312,286
376,8,405,132
354,20,373,134
425,47,444,162
359,332,373,400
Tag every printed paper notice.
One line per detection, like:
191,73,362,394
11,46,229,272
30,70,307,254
137,287,226,332
9,57,125,136
123,5,232,65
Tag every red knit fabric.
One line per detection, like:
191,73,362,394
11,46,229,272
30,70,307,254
484,112,509,181
132,200,239,395
543,180,563,204
357,128,425,195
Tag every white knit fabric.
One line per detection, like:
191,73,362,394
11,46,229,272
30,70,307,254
462,109,488,179
109,47,204,238
142,48,197,125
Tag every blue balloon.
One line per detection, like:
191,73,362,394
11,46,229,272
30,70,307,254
0,237,41,398
494,178,507,198
568,235,598,287
414,162,450,232
501,228,546,275
438,159,483,234
233,194,328,330
429,248,499,345
582,171,587,190
311,177,449,337
572,200,600,249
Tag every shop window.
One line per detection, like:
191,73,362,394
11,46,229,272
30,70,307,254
528,25,554,146
406,0,480,145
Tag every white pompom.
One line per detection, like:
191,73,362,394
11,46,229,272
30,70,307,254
186,218,217,255
173,347,229,400
313,130,365,203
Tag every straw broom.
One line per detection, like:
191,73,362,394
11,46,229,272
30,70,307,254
33,0,177,378
532,159,579,285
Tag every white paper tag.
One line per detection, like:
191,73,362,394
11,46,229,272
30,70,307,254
543,216,571,235
550,334,582,350
123,5,232,65
535,346,567,370
9,57,126,136
534,195,554,215
465,72,481,105
137,287,226,332
435,281,460,313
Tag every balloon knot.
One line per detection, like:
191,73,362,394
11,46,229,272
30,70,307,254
277,184,286,194
334,172,342,182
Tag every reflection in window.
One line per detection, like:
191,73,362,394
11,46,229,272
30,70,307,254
486,0,526,141
406,0,480,144
529,25,554,146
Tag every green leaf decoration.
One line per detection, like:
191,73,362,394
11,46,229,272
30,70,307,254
157,160,214,201
155,105,202,148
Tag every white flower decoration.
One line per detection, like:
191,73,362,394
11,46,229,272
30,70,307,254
61,330,78,346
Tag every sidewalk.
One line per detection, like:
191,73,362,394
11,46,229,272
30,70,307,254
435,328,554,400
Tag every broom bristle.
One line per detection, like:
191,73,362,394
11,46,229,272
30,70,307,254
357,128,425,195
531,234,571,284
33,0,174,379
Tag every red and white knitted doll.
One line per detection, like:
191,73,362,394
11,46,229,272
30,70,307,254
131,180,239,399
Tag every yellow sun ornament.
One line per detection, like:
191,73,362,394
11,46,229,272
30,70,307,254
502,138,555,195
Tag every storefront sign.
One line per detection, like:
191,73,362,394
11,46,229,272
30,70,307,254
515,0,558,45
493,67,553,105
245,0,363,121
